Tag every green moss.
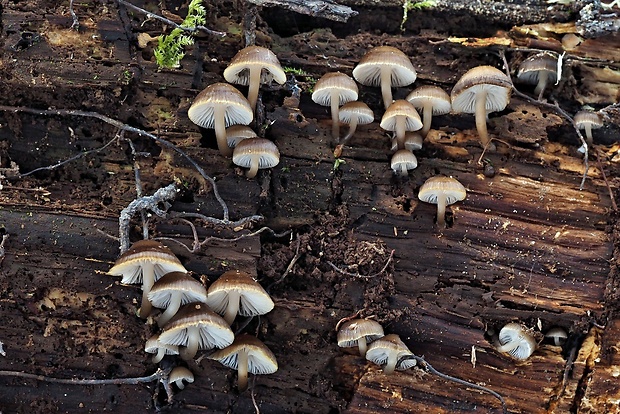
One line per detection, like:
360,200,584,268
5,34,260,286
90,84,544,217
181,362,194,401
401,0,436,31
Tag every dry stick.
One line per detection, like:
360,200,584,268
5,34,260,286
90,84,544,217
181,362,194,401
397,355,507,414
245,0,358,23
326,249,395,279
68,0,80,30
0,368,168,386
116,0,227,37
595,148,618,211
124,135,151,240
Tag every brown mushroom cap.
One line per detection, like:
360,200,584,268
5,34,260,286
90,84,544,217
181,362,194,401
188,83,253,157
223,46,286,111
451,66,512,150
406,85,451,137
517,52,558,99
168,366,194,390
545,327,568,346
338,101,375,145
390,132,423,152
232,138,280,179
380,100,422,150
352,46,417,109
312,72,359,141
391,149,418,177
145,333,179,363
209,334,278,392
365,334,416,374
337,319,385,357
148,271,208,327
418,176,467,228
574,110,603,147
205,270,274,325
226,125,258,149
107,240,186,319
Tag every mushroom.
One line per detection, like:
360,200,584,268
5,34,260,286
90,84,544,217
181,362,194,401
450,65,512,150
168,366,194,390
365,334,417,374
223,46,286,111
339,101,375,145
352,46,417,110
406,85,451,137
205,270,274,325
159,302,234,360
107,240,187,319
391,132,423,152
495,322,537,360
391,149,418,177
380,100,422,150
337,318,385,357
517,52,558,100
148,271,208,327
209,334,278,392
418,175,467,228
232,137,280,179
574,110,603,150
311,72,359,141
188,82,253,157
545,327,568,346
226,125,257,149
145,333,179,363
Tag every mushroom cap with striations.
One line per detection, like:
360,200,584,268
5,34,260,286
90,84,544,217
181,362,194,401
366,334,417,370
168,366,194,389
226,125,258,148
337,319,385,349
380,100,423,132
145,333,179,361
450,66,512,114
107,240,186,285
188,83,253,129
574,110,603,130
497,322,537,360
353,46,417,88
232,138,280,170
391,150,418,173
418,176,466,206
209,334,278,375
545,327,568,346
406,85,452,115
206,270,274,318
517,52,558,85
147,272,207,310
404,132,424,151
339,101,375,125
312,72,359,107
223,46,286,86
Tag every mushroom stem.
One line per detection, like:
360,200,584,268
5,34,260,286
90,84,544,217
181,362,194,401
380,68,393,110
152,348,166,364
237,348,249,392
384,352,398,374
247,67,262,112
436,193,448,228
331,92,340,141
357,339,368,357
180,326,200,360
157,293,182,328
399,163,408,177
421,103,432,137
341,117,359,145
395,116,406,150
138,262,155,319
214,105,233,157
474,90,494,151
223,290,241,325
584,124,593,146
246,154,260,179
535,73,549,100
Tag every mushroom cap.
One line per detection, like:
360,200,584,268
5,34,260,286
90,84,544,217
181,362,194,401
107,240,186,285
159,303,234,350
574,110,603,130
226,125,257,148
168,366,195,386
517,52,558,85
380,100,423,132
497,322,537,360
366,334,417,370
232,138,280,170
338,101,375,125
353,46,417,88
147,272,207,310
188,83,253,130
223,46,286,86
450,66,512,114
545,327,568,345
209,334,278,375
144,334,179,357
418,175,467,206
391,150,418,173
406,85,452,115
404,132,423,151
312,72,359,107
337,319,385,348
205,270,274,318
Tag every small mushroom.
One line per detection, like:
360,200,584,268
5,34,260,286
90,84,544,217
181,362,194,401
418,175,467,228
406,85,451,137
209,334,278,392
495,322,537,360
380,100,423,150
223,46,286,111
226,125,257,149
145,333,179,363
168,366,194,390
338,101,374,145
545,327,568,346
232,137,280,179
365,334,417,374
517,52,558,100
391,149,418,177
205,270,274,325
311,72,359,141
353,46,417,110
148,271,208,327
337,318,385,357
575,110,603,150
188,83,253,157
391,132,423,152
107,240,187,319
451,66,512,150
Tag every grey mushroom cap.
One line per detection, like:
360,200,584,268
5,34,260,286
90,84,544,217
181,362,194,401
366,334,416,374
145,334,179,363
391,150,418,176
232,138,280,178
226,125,258,148
406,85,452,137
418,176,467,228
224,46,286,86
545,327,568,346
451,66,512,114
339,101,375,125
148,271,208,327
496,322,537,360
337,319,385,356
517,52,558,97
312,72,359,107
209,334,278,374
381,100,423,150
168,366,194,390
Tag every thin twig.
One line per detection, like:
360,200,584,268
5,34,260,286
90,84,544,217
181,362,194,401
398,355,507,414
595,147,618,211
69,0,80,30
125,135,151,240
326,249,394,279
0,368,168,386
251,376,261,414
0,233,8,267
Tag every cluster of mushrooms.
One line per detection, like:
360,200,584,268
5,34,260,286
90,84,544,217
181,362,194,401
107,240,278,392
492,322,568,361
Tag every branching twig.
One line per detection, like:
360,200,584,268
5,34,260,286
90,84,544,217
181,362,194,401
398,354,507,414
0,368,169,386
326,249,394,279
125,135,151,239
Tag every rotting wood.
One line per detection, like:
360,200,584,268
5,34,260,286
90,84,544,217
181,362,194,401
247,0,359,22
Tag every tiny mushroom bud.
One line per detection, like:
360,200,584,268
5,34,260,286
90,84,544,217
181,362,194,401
353,46,417,110
188,83,253,157
107,240,187,319
223,46,286,111
418,175,467,228
232,137,280,179
406,85,451,137
148,271,208,327
337,318,385,357
312,72,359,141
495,322,537,360
451,66,512,150
545,327,568,346
380,100,422,150
365,334,416,374
339,101,374,145
390,132,423,152
145,333,179,363
575,110,603,149
168,366,194,390
391,149,418,177
226,125,257,149
209,334,278,392
517,52,558,100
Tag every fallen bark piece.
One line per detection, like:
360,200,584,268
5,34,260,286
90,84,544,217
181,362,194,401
246,0,358,22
